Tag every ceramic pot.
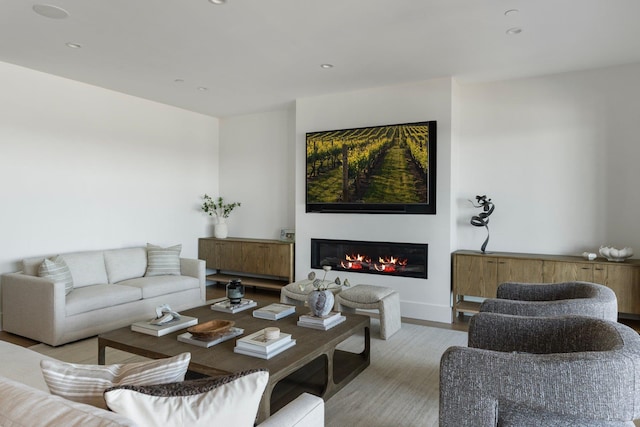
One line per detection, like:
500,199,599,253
308,290,334,317
214,218,228,239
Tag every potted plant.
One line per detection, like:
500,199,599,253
303,266,350,317
202,194,241,239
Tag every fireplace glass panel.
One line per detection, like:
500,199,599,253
311,238,427,279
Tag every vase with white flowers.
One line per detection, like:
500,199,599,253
202,194,241,239
303,266,350,317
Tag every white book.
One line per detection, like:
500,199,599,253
131,316,198,337
211,299,257,314
233,340,296,360
177,327,244,348
297,315,346,331
298,311,342,325
236,329,292,353
252,303,296,320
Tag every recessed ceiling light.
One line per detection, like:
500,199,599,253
33,4,69,19
504,9,519,16
208,0,227,4
198,87,209,91
320,64,334,69
174,79,185,83
506,27,522,35
65,42,82,49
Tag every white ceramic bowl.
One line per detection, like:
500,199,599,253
599,246,634,262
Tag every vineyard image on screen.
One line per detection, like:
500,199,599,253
306,121,435,213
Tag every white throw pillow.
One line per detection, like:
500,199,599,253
145,243,182,276
40,352,191,409
38,255,74,295
104,370,269,427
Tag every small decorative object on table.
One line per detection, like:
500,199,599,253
226,278,244,304
201,194,241,239
304,266,351,317
187,319,235,340
131,305,198,337
469,195,495,254
582,252,597,261
178,327,244,348
599,246,634,262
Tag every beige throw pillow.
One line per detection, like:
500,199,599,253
38,255,74,295
40,352,191,409
145,243,182,277
104,370,269,427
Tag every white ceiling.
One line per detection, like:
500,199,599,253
2,0,640,118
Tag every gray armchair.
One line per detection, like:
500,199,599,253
439,313,640,426
479,281,618,321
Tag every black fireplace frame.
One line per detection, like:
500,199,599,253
311,238,428,279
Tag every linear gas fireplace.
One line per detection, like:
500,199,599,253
311,238,428,279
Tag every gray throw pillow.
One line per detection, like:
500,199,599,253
38,255,74,295
145,243,181,277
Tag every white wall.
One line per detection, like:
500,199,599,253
456,63,640,255
295,80,454,323
218,106,296,240
0,61,219,277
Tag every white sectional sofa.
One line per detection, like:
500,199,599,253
0,340,325,426
1,245,206,346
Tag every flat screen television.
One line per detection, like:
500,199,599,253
306,120,436,214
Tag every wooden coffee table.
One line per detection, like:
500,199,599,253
98,303,370,422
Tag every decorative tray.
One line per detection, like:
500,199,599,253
187,319,235,340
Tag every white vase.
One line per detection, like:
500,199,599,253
214,218,228,239
308,290,334,317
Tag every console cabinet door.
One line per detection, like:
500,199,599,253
497,258,544,288
543,261,593,283
593,263,640,314
454,255,497,298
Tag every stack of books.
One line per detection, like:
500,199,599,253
177,327,244,348
131,315,198,336
211,298,257,314
233,329,296,359
297,311,346,331
252,303,296,320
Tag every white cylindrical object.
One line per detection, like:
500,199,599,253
264,327,280,340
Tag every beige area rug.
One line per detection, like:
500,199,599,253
30,319,468,427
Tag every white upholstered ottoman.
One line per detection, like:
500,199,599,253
280,280,343,306
335,284,401,339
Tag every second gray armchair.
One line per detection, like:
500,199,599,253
479,281,618,321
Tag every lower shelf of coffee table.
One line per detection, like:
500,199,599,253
270,338,370,414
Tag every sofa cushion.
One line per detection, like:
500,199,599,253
0,376,136,427
41,352,191,410
38,255,74,295
145,244,181,277
104,369,269,427
105,248,147,284
118,275,200,299
61,251,108,288
66,284,142,316
0,341,54,392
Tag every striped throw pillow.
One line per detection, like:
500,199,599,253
145,243,182,276
40,352,191,409
38,255,74,295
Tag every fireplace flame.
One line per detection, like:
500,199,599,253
339,253,407,273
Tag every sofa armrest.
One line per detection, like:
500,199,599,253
1,272,67,345
257,393,324,427
180,258,206,301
